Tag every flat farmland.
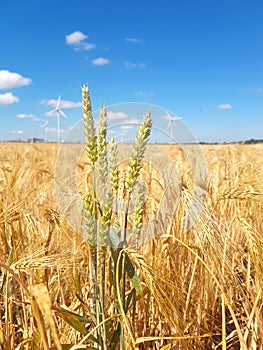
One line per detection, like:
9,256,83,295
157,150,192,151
0,142,262,349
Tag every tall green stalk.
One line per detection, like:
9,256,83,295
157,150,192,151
82,86,99,347
82,86,152,349
119,112,152,348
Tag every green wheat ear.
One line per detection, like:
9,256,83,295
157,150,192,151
82,85,97,164
124,111,152,200
97,104,108,180
133,181,145,249
83,193,96,245
108,138,119,194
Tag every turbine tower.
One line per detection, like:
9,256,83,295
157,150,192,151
40,120,49,142
47,96,67,143
163,112,181,142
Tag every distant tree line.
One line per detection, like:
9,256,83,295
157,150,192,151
243,139,263,144
199,139,263,145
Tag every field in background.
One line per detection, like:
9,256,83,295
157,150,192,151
0,142,262,349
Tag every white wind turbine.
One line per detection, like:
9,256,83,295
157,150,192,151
40,120,49,142
47,96,67,143
163,112,181,141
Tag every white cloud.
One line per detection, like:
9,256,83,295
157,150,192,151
92,57,110,66
124,61,145,69
17,113,33,119
66,31,87,44
119,118,140,133
107,111,128,120
44,127,67,134
11,130,24,134
45,127,57,132
121,125,134,131
123,118,140,124
0,92,19,106
0,70,32,89
41,98,82,109
17,113,40,121
76,42,96,51
136,90,155,98
66,31,95,51
125,38,143,43
218,104,233,110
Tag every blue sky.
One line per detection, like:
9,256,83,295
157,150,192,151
0,0,262,143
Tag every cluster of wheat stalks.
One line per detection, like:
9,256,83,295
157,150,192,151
0,89,262,349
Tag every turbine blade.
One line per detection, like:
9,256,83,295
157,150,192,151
59,109,67,118
167,112,172,120
41,120,49,127
46,109,57,117
56,95,61,109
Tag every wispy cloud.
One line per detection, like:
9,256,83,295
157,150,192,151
121,124,134,131
45,127,67,133
124,61,145,69
120,118,140,135
66,31,96,51
0,70,32,89
17,113,40,121
41,98,82,109
92,57,110,66
123,118,140,124
45,127,57,132
256,88,263,93
11,130,24,134
0,92,19,106
107,111,128,120
119,118,140,133
125,38,144,44
218,103,233,110
136,90,155,98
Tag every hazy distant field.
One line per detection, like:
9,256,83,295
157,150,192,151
0,142,262,349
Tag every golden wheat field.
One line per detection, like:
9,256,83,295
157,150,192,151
0,142,263,350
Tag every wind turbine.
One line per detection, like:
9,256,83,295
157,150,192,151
162,112,181,141
40,120,49,142
47,96,67,143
